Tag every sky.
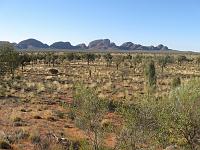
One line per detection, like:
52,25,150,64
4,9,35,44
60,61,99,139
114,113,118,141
0,0,200,51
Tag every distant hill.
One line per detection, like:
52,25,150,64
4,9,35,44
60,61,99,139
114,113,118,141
16,39,49,49
50,42,73,49
1,38,170,51
119,42,169,51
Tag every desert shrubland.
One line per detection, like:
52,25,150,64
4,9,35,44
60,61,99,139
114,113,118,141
1,43,200,149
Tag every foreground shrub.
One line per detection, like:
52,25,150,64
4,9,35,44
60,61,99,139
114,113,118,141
73,84,107,150
171,76,181,88
29,131,41,144
116,99,159,150
157,79,200,149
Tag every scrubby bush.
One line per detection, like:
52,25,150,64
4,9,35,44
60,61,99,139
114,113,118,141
73,85,107,150
29,131,41,144
158,55,174,73
84,53,96,65
54,110,65,119
104,53,113,67
144,60,157,94
67,109,76,121
156,79,200,149
116,99,159,150
12,117,26,127
177,55,189,65
114,55,124,70
107,100,117,112
171,77,181,88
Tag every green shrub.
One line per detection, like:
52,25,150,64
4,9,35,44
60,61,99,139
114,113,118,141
29,131,41,144
67,110,76,120
54,110,65,119
172,76,181,88
157,79,200,149
144,60,157,94
107,100,117,112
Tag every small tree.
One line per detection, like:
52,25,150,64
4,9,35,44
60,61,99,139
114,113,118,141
30,53,38,66
45,52,52,66
130,54,143,73
52,54,58,67
177,55,188,66
144,60,157,94
196,56,200,67
103,53,113,67
0,44,19,78
73,85,107,150
36,52,46,64
84,53,96,66
19,53,31,72
114,55,124,70
158,56,167,73
66,53,75,62
58,54,66,63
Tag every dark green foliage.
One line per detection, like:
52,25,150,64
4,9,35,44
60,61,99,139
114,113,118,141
144,60,157,93
172,77,181,88
177,55,189,65
36,52,46,62
134,54,143,64
84,53,96,65
96,54,102,60
45,52,52,66
103,53,113,67
66,53,75,62
107,100,117,112
19,53,31,71
67,110,76,121
126,53,132,60
196,56,200,67
158,55,174,73
30,132,41,144
45,52,58,66
58,54,66,63
114,55,124,70
54,110,65,119
128,54,143,72
0,44,20,77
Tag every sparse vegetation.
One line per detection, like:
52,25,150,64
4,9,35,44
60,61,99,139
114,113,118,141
0,43,200,149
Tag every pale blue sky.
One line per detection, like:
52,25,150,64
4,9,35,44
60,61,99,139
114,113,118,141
0,0,200,51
